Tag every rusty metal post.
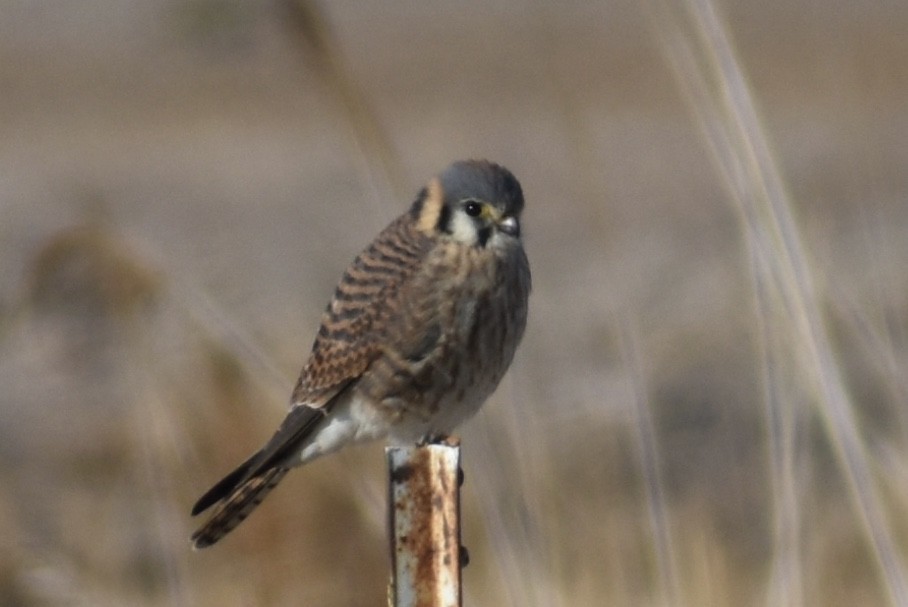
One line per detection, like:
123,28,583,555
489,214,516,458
387,442,462,607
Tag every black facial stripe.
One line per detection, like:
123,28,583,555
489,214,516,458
436,203,452,234
476,226,492,247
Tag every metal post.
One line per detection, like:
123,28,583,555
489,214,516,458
387,442,462,607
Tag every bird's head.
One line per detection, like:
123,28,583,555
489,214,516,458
413,160,524,249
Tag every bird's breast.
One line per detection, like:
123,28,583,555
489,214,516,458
358,237,529,442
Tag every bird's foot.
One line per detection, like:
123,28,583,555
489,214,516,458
460,545,470,568
418,433,460,447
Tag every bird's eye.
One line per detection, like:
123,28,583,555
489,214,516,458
464,201,483,217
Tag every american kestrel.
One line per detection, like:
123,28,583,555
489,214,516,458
190,160,531,548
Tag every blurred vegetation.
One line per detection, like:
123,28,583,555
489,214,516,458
1,0,907,605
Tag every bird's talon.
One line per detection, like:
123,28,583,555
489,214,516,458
460,545,470,568
419,433,450,446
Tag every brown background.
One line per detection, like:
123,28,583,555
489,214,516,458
1,0,907,605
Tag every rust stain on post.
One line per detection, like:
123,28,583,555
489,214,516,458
387,442,462,607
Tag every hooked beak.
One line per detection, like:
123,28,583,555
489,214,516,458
498,215,520,237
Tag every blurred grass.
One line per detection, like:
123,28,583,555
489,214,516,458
646,0,908,604
1,0,907,605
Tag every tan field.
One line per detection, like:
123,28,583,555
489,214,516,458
1,1,907,605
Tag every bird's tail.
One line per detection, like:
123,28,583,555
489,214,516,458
190,466,289,549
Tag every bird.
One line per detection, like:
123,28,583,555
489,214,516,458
190,159,531,549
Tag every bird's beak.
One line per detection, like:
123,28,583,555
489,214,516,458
498,215,520,237
484,207,520,238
